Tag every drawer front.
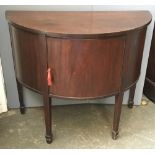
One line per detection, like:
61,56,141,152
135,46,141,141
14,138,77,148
47,37,125,98
10,26,47,92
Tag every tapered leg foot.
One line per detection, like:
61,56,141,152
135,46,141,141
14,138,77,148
112,130,119,140
17,80,26,114
128,85,136,109
128,101,134,108
20,106,26,114
45,134,53,144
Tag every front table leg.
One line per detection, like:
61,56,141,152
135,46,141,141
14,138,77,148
112,92,124,140
128,85,136,108
43,95,53,144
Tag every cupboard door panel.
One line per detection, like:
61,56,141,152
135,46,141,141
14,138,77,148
47,37,125,98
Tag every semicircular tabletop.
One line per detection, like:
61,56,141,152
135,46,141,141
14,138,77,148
6,11,152,38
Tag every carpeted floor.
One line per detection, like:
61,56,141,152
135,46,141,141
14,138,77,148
0,96,155,148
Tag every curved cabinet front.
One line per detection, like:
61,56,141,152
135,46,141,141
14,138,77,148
6,11,151,143
10,26,47,93
123,28,147,89
10,26,147,99
47,37,125,98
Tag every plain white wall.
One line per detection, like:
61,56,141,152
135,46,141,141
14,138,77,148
0,58,7,113
0,5,154,108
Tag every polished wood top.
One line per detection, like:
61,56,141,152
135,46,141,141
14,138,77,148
6,11,152,37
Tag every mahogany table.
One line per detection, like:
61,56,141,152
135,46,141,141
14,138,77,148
6,11,151,144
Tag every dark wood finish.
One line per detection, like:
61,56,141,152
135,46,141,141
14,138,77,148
10,26,47,93
112,93,124,139
128,85,136,108
6,11,151,143
43,96,53,144
144,23,155,102
16,80,25,114
47,37,125,98
6,11,151,38
123,28,147,89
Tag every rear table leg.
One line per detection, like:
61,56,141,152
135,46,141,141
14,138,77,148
17,80,25,114
128,85,136,108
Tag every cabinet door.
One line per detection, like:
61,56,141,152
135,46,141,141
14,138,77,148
47,37,125,98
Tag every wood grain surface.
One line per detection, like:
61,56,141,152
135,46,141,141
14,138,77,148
47,37,125,98
6,11,151,38
10,26,47,92
7,11,151,143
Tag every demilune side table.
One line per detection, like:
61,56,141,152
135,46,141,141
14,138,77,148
6,11,152,143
